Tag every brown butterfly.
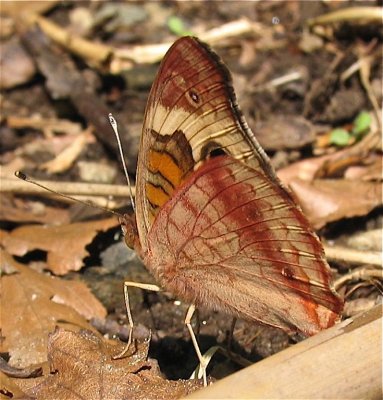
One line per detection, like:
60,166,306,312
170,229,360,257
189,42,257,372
121,36,343,381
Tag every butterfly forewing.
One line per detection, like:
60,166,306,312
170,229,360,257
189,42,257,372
136,37,276,247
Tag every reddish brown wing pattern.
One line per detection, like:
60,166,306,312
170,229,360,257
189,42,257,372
129,36,343,336
144,155,343,336
136,37,274,251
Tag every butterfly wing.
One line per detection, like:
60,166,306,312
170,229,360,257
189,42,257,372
145,155,343,335
136,37,277,252
132,36,343,335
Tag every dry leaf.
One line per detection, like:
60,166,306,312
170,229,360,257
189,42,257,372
255,116,315,151
346,229,382,252
0,195,71,224
0,372,32,400
277,153,331,186
343,298,379,317
277,149,380,186
344,155,383,181
1,250,106,368
0,37,36,89
11,329,203,400
289,178,383,229
0,157,26,176
2,217,118,274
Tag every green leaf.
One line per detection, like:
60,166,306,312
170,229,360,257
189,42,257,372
352,111,372,136
167,16,193,36
329,128,350,146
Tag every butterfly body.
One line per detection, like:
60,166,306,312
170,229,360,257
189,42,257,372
124,36,343,338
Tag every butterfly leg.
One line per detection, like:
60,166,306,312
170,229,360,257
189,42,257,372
185,304,208,387
113,281,161,359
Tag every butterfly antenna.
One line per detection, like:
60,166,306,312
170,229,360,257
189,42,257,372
108,113,136,211
14,171,122,217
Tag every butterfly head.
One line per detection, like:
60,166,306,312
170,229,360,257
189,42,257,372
119,213,142,256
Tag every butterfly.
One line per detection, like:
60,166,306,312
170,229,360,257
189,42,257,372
121,36,343,360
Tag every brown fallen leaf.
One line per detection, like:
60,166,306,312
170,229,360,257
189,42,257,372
344,154,383,181
277,153,332,186
0,356,42,379
347,229,382,252
343,298,380,318
2,217,118,274
0,195,71,225
1,250,106,368
254,116,315,151
0,372,33,400
314,130,381,178
12,328,203,400
0,37,36,89
289,178,383,229
278,131,381,185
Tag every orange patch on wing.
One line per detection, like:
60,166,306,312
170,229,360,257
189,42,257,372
148,150,184,187
146,182,170,208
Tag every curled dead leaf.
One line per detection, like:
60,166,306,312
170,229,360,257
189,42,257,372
9,328,204,400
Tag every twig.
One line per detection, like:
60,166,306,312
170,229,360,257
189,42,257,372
6,115,82,137
1,177,135,197
112,18,259,71
251,71,303,93
185,305,382,399
358,48,382,136
28,15,259,71
333,266,383,290
29,14,112,68
307,7,383,26
324,244,382,267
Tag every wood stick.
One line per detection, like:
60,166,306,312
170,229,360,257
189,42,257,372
1,177,135,197
334,266,382,290
307,6,383,26
324,244,382,267
183,305,382,399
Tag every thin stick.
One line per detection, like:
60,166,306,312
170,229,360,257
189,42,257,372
334,266,383,290
1,177,135,197
307,6,383,26
324,244,382,267
109,114,136,211
14,171,122,217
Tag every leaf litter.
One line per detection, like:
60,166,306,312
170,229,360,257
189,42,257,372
0,1,382,399
1,218,118,275
12,328,204,400
1,250,106,368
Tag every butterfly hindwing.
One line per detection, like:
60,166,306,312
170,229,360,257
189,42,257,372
145,155,342,335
